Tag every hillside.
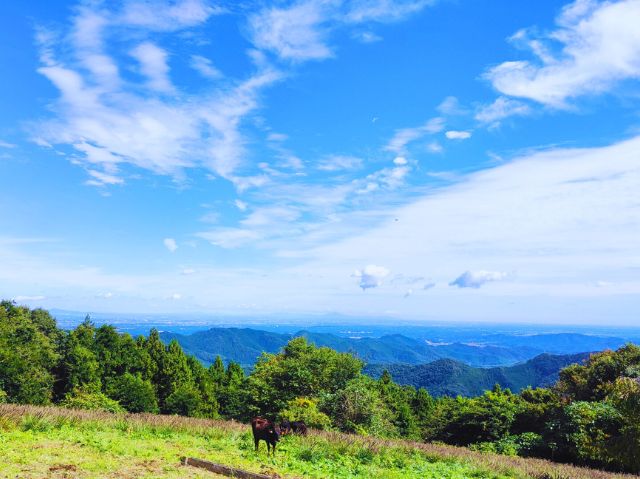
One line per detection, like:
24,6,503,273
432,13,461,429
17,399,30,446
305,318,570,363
0,404,630,479
159,327,616,368
364,352,591,396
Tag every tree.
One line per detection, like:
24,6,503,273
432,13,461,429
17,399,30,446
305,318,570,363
246,337,362,417
0,301,59,404
107,373,158,413
323,375,396,437
164,384,203,417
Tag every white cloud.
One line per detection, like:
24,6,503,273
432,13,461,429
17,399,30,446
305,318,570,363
449,270,508,288
445,130,472,140
249,0,435,62
119,0,220,31
235,199,248,211
34,8,283,189
130,42,174,93
317,155,363,171
249,1,332,61
393,156,408,166
475,96,531,125
437,96,466,116
385,117,445,154
190,55,223,79
344,0,435,23
485,0,640,107
164,238,178,252
353,264,390,290
0,140,16,148
181,268,196,275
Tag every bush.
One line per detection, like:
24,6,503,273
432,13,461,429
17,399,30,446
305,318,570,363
279,397,332,429
61,386,125,413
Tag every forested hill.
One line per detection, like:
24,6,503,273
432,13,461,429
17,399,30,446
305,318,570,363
364,352,590,397
160,327,622,369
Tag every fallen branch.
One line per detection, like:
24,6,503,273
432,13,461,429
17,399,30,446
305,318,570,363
181,457,282,479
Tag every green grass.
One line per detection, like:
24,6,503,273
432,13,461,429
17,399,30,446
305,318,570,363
0,405,632,479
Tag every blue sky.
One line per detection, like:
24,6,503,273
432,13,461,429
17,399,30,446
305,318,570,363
1,0,639,323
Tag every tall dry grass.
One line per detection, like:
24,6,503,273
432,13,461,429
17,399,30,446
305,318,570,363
0,404,636,479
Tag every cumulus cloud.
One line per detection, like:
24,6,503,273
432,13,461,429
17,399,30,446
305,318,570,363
164,238,178,252
393,156,408,166
485,0,640,107
353,264,390,290
445,130,472,140
450,270,508,288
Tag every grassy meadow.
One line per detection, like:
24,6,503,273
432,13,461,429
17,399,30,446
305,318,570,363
0,405,634,479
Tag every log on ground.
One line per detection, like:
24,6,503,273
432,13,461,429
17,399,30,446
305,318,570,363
181,457,285,479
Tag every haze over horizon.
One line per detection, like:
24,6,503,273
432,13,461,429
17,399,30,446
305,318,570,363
1,0,639,324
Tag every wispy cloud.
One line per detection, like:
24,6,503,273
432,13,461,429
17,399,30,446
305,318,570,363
130,42,174,93
449,270,508,288
248,0,436,62
34,5,282,188
475,96,531,126
190,54,223,79
385,117,445,154
317,155,363,172
485,0,640,107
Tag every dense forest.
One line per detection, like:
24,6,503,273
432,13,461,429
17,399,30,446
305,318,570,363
2,300,640,473
363,352,591,396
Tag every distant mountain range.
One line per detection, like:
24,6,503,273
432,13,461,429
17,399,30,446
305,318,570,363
364,352,590,397
160,326,622,369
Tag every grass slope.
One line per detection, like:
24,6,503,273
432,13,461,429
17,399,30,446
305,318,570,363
0,405,632,479
364,353,590,397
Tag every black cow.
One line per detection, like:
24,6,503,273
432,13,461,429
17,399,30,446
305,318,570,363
280,419,308,436
251,417,280,455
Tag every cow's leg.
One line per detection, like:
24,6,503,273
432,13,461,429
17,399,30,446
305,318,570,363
254,437,259,452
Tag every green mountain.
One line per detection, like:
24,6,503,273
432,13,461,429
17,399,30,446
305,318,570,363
159,327,607,369
363,352,591,397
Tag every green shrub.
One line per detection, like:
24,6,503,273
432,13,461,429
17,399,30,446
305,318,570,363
60,386,125,413
279,397,332,429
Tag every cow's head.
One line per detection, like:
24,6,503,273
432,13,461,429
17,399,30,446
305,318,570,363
269,424,281,441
